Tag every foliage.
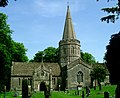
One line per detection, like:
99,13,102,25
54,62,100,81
32,47,59,62
28,85,117,98
104,32,120,84
32,51,43,62
0,12,28,92
44,47,59,62
0,85,117,98
0,0,16,7
11,41,28,62
0,44,12,91
97,0,120,23
81,51,96,64
90,65,107,90
0,13,13,91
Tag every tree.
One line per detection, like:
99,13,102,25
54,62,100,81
0,0,16,7
104,32,120,84
0,44,12,91
0,13,13,91
32,47,59,62
0,12,28,91
90,65,107,90
44,47,59,62
97,0,120,23
81,51,96,64
12,41,28,62
32,51,44,62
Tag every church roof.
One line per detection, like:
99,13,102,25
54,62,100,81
11,62,61,77
68,58,92,70
62,5,76,40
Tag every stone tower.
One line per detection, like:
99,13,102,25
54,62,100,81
59,5,80,67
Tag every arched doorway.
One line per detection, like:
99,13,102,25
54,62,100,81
39,82,47,91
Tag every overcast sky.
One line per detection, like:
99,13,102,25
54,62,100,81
0,0,120,62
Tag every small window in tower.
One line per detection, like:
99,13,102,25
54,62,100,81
78,47,80,55
71,46,74,54
63,47,66,54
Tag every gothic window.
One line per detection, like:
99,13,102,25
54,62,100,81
41,71,44,76
71,46,74,54
63,47,66,54
78,47,80,55
77,71,83,83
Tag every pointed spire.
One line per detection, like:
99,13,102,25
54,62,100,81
62,4,76,40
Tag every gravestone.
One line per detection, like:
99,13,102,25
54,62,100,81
44,91,50,98
22,79,28,98
4,86,6,98
82,91,84,98
86,86,90,97
13,87,19,97
104,92,109,98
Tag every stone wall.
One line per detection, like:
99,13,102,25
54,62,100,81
67,63,91,89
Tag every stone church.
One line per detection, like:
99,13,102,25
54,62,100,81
11,5,96,91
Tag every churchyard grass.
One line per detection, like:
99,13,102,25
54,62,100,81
0,85,117,98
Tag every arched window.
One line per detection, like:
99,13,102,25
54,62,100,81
71,46,74,54
63,47,66,54
78,47,80,55
41,71,44,76
77,71,83,83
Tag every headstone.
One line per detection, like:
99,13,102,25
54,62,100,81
4,86,6,98
44,91,50,98
86,86,90,97
28,85,32,98
75,91,76,95
104,92,109,98
77,90,80,95
13,87,19,97
82,91,84,98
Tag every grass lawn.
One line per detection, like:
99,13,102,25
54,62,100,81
0,85,117,98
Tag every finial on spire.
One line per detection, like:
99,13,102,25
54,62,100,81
67,1,69,8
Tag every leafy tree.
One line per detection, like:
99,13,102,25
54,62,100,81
0,13,13,91
12,41,28,62
81,51,96,64
0,12,28,91
32,47,59,62
104,32,120,84
0,0,16,7
90,65,107,90
33,51,44,62
97,0,120,23
44,47,59,62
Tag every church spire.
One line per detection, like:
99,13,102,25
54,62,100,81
62,5,76,40
59,4,80,67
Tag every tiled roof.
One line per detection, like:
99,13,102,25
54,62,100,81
11,62,61,76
